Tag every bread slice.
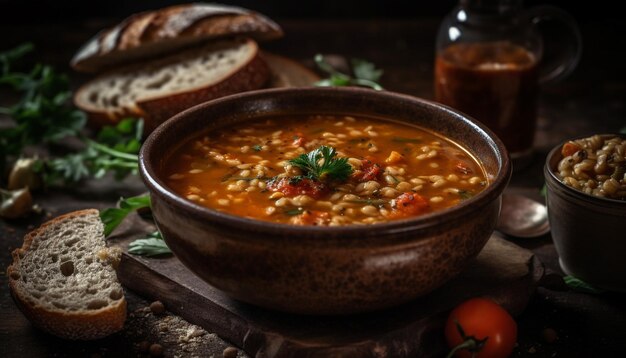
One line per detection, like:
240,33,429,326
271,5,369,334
71,3,283,73
7,209,127,340
74,38,270,132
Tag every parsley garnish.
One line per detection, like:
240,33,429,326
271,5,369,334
0,43,141,186
100,196,173,257
0,43,86,174
563,275,605,294
38,118,142,185
252,145,262,152
345,199,388,206
288,145,353,182
288,175,305,185
100,195,151,236
458,190,474,200
313,54,384,90
221,174,269,182
128,231,172,257
284,208,304,216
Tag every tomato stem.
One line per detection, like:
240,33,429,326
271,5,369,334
445,339,478,358
446,319,489,358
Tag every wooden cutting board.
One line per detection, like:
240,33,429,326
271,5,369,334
109,214,543,358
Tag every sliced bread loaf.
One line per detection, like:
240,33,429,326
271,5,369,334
74,37,269,132
7,209,127,340
71,3,283,73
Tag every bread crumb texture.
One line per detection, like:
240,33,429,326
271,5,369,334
8,209,126,340
126,304,245,358
76,39,254,115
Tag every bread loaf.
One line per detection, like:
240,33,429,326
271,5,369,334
7,209,127,340
71,3,283,73
74,38,270,132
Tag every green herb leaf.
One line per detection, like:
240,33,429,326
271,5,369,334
288,145,353,182
284,208,304,216
128,231,172,257
563,275,605,294
458,190,474,200
0,43,143,186
0,43,87,174
38,119,142,186
352,58,384,82
388,173,400,184
96,117,143,154
346,199,388,206
313,54,383,90
100,195,151,237
0,42,34,73
252,144,262,152
288,175,305,185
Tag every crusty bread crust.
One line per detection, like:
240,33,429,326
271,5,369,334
74,38,270,133
7,209,127,340
71,3,282,73
138,52,270,132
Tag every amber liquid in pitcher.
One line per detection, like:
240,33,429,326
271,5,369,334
434,41,539,155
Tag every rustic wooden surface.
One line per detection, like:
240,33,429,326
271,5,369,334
1,18,626,357
108,212,541,358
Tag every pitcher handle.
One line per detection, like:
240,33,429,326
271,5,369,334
528,5,583,85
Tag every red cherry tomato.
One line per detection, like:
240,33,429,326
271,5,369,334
445,298,517,358
351,159,382,182
267,177,327,199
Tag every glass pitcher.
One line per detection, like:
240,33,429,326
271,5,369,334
434,0,582,167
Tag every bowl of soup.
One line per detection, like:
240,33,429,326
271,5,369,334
139,87,511,314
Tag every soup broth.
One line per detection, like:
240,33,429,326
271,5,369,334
164,115,488,226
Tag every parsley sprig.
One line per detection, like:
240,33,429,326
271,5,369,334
100,195,173,257
38,118,142,185
128,231,172,257
563,275,605,294
100,194,151,236
314,54,384,90
0,43,142,186
288,145,353,182
0,43,86,174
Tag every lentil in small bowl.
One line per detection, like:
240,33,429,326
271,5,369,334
544,134,626,291
140,87,511,314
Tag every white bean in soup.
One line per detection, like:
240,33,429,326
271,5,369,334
163,115,488,225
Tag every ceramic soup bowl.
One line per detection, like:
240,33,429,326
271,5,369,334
139,87,511,314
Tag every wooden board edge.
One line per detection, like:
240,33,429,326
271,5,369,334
117,251,543,358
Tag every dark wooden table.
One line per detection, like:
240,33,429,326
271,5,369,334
1,18,625,357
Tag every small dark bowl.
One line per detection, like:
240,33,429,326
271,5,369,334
544,134,626,292
140,87,511,314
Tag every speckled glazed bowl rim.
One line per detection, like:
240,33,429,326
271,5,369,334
140,87,511,240
544,133,626,207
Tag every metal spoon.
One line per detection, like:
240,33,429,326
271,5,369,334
497,193,550,238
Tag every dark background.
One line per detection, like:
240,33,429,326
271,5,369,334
1,2,625,358
0,0,615,23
